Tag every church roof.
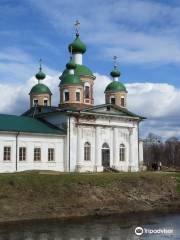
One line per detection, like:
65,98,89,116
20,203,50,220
68,34,86,54
30,83,52,95
105,81,127,92
59,73,83,86
0,114,65,135
110,68,121,78
23,104,145,120
66,58,76,70
62,64,94,77
35,69,46,80
79,104,145,119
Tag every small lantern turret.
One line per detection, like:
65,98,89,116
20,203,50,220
29,60,52,108
104,56,128,108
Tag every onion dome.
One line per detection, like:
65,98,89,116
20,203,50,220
30,61,52,95
30,83,52,95
66,58,76,70
35,64,46,80
68,33,86,54
105,81,127,93
110,67,121,78
59,58,83,86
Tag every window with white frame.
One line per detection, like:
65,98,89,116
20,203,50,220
48,148,55,161
34,148,41,161
64,89,69,102
84,142,91,161
119,144,126,161
44,98,48,106
121,96,125,107
33,99,38,106
3,146,11,161
19,147,26,161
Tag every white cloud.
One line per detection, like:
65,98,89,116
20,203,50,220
0,70,180,139
29,0,180,64
0,47,60,114
94,73,111,104
127,82,180,118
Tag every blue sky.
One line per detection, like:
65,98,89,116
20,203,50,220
1,0,180,139
1,0,180,83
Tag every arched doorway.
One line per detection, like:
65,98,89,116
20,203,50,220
102,143,110,168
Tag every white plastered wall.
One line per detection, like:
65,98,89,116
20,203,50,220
0,132,65,173
69,114,140,172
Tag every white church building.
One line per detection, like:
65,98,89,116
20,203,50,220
0,26,145,173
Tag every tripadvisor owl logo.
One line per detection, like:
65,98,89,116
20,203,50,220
135,226,144,236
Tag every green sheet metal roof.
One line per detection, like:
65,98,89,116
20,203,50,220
59,73,83,85
0,114,65,135
30,83,52,95
68,35,86,54
35,70,46,80
22,104,145,120
110,68,121,78
105,81,127,92
62,64,93,77
66,58,76,70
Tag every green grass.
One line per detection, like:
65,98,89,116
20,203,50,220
175,174,180,192
0,171,179,221
0,171,179,189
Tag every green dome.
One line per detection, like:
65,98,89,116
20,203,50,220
68,34,86,54
62,64,93,76
35,70,46,80
110,68,121,78
66,59,76,70
59,73,83,86
105,81,127,92
30,83,52,95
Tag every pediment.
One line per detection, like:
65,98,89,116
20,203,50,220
81,104,143,119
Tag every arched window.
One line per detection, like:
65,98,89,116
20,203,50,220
85,82,90,98
119,144,126,161
63,89,69,102
121,96,125,107
76,89,81,101
111,96,115,104
102,143,110,167
102,143,110,149
84,142,91,161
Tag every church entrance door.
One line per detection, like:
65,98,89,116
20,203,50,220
102,143,110,168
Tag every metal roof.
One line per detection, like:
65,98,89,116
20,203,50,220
0,114,65,135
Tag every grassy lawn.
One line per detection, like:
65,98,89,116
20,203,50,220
0,171,179,188
175,174,180,192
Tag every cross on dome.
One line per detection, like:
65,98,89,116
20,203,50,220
75,20,80,36
110,56,121,79
35,58,46,82
39,58,42,71
113,56,118,69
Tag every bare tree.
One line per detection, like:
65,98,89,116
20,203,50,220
143,133,180,170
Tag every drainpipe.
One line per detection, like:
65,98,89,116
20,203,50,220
68,116,71,172
16,132,20,172
137,121,140,171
